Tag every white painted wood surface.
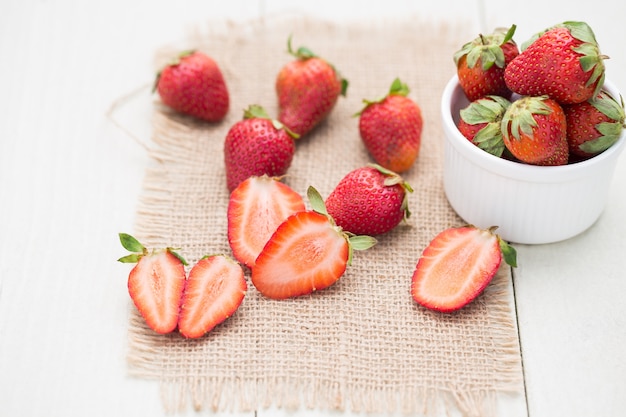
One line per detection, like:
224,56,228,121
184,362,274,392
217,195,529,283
1,1,625,416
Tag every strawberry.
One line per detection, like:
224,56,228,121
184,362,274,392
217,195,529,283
356,78,423,173
118,233,187,334
411,225,517,313
504,21,606,104
501,95,569,165
564,90,625,160
457,95,511,157
453,25,519,101
251,187,376,300
325,164,413,236
178,255,246,339
154,50,229,122
224,105,298,192
275,36,348,137
227,175,306,268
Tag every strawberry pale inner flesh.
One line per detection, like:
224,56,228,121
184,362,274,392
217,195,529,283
252,212,348,298
416,230,500,308
129,251,184,333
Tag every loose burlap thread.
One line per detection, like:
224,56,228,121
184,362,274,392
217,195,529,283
126,15,524,417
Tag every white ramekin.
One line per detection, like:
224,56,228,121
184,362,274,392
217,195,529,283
441,75,626,244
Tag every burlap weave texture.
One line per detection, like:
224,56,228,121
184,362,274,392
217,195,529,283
126,16,524,417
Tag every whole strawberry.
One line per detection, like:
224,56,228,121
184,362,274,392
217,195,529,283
501,95,569,166
453,25,519,101
504,21,606,104
564,90,625,160
276,36,348,137
356,78,423,173
224,105,298,192
325,164,413,236
154,50,229,122
457,95,511,157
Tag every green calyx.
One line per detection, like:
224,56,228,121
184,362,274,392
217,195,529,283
243,105,300,139
453,24,517,71
498,236,517,268
460,95,511,157
117,233,188,265
368,163,414,221
354,77,410,117
306,186,377,265
460,95,512,124
579,91,625,154
501,95,553,142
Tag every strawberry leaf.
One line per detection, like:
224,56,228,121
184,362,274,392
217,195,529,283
348,235,378,251
117,253,142,264
355,78,408,116
389,77,410,97
119,233,145,253
498,237,517,268
460,95,511,124
167,248,189,266
591,91,625,122
244,104,271,120
307,186,328,216
345,235,377,265
474,123,505,157
563,21,598,45
579,122,623,154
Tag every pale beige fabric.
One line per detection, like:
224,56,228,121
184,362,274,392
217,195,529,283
126,15,523,417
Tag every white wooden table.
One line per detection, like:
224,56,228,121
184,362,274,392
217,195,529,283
1,1,625,416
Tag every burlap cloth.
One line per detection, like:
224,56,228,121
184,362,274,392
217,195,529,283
125,15,523,417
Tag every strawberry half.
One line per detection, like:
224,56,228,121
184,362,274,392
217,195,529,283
118,233,187,334
227,175,306,268
178,255,247,339
411,225,517,313
251,187,376,300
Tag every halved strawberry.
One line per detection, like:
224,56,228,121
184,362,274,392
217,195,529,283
178,255,247,339
118,233,187,334
410,225,517,313
227,175,305,268
251,187,376,300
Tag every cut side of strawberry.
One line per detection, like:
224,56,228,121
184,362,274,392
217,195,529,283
178,255,246,339
252,210,348,299
410,225,516,313
227,175,305,268
251,186,376,300
119,233,187,334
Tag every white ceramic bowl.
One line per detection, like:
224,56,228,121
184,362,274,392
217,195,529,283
441,75,626,244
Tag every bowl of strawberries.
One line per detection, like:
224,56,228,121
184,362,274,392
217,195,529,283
442,21,626,244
